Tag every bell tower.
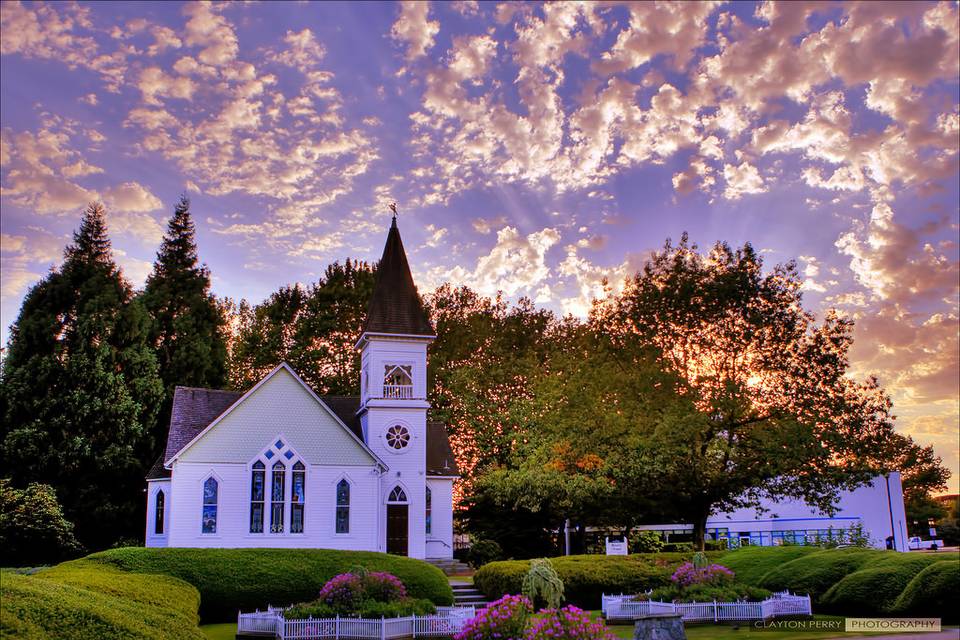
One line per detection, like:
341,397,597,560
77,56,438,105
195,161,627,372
356,214,434,559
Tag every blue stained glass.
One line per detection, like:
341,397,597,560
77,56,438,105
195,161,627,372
284,450,294,459
265,450,274,459
275,439,284,449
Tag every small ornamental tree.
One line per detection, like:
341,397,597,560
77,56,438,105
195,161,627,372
522,558,565,610
0,479,83,566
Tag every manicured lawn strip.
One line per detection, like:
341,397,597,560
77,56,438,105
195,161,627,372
83,547,454,622
0,568,204,640
199,623,236,640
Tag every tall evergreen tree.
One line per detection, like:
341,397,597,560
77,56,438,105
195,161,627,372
141,196,228,455
0,203,163,549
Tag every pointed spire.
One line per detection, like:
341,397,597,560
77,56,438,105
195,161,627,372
362,217,434,337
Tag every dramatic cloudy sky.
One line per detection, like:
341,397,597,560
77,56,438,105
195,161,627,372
1,1,958,489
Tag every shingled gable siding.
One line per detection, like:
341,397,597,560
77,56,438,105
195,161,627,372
177,367,376,466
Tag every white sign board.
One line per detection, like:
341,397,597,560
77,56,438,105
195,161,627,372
605,537,628,555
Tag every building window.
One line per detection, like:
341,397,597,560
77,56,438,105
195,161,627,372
155,490,165,535
202,477,218,534
425,486,432,535
336,479,350,534
388,486,407,503
386,424,411,450
250,460,265,533
291,462,305,534
383,364,413,399
271,461,286,533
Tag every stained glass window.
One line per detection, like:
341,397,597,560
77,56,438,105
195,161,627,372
155,490,165,535
291,461,305,534
336,479,350,534
386,425,410,450
284,450,295,460
271,461,285,533
388,486,407,503
250,460,265,533
425,486,432,535
202,477,218,534
275,439,284,450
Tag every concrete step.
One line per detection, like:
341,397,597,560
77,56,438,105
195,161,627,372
425,558,472,575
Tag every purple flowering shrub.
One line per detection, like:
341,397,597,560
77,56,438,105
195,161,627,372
363,571,407,602
317,572,365,610
456,597,616,640
670,562,735,587
526,606,616,640
455,594,532,640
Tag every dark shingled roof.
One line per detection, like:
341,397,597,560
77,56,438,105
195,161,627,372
363,217,434,337
146,454,170,480
151,384,458,478
162,387,243,464
427,421,460,476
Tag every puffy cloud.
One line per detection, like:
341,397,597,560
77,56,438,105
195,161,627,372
465,226,561,297
267,29,326,73
102,181,162,213
137,66,197,105
391,1,439,61
182,1,238,66
722,162,765,199
147,25,182,56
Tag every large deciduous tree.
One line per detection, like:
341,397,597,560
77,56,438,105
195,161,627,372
141,196,228,456
599,234,898,549
0,203,163,549
228,260,376,394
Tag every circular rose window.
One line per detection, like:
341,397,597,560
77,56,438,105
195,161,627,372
385,425,411,450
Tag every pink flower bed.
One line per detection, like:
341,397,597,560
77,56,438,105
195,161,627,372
455,596,615,640
670,562,735,587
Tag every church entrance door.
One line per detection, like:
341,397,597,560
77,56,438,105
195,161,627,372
387,504,408,555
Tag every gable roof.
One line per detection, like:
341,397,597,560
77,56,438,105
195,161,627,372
149,376,458,478
363,217,434,337
162,363,384,469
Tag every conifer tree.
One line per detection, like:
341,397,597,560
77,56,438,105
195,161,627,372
0,202,163,549
141,196,228,454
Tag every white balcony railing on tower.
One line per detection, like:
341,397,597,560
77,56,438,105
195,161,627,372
382,384,414,399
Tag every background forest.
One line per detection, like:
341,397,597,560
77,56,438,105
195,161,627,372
0,200,953,564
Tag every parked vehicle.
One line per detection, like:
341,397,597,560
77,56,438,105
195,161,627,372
908,536,942,550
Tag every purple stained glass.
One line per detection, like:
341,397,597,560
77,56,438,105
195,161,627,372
265,450,274,459
284,450,294,459
275,439,284,449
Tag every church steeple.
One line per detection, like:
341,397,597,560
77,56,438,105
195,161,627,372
362,216,434,338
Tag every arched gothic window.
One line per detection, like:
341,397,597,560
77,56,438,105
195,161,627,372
250,461,265,533
291,461,305,533
155,490,165,535
388,486,408,503
271,461,286,533
336,479,350,534
202,477,218,534
425,486,432,535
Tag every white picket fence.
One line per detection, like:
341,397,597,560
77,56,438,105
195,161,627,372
237,606,476,639
601,591,811,623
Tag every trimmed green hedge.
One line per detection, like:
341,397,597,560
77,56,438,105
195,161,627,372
81,547,453,621
757,548,880,602
891,560,960,624
474,553,721,608
717,546,821,586
0,565,203,640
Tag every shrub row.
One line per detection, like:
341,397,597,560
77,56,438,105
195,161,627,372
474,552,721,609
82,547,454,621
718,545,959,621
0,564,203,640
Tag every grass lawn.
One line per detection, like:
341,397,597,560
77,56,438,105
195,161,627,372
200,623,235,640
592,613,893,640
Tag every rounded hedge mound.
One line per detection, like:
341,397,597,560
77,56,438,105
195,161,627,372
758,548,880,602
474,553,716,608
82,547,453,622
820,565,918,615
717,546,821,586
0,566,203,640
891,560,960,623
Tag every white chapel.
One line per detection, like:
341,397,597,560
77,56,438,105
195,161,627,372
145,217,458,559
